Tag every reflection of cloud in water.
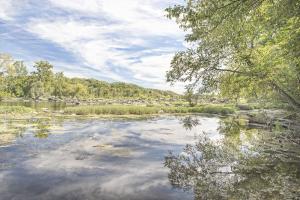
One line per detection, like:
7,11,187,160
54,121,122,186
0,116,219,200
24,137,144,170
0,133,17,147
125,116,222,145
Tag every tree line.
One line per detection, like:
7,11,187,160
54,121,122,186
0,53,179,100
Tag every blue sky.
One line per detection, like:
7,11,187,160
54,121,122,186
0,0,186,93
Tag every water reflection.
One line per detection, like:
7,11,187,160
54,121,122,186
1,116,206,200
0,116,299,200
181,116,200,130
164,116,300,199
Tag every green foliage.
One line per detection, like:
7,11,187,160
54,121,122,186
188,105,235,115
0,91,10,101
52,72,65,98
184,87,198,107
30,81,44,100
64,105,161,115
162,106,189,113
164,127,300,199
32,61,54,97
64,104,235,116
166,0,300,109
0,53,180,100
0,55,30,98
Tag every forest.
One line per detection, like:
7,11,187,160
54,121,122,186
0,53,179,101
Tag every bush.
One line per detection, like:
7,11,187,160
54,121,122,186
188,105,235,115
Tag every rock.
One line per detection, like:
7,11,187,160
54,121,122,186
237,104,253,110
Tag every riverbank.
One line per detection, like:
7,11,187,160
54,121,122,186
0,104,235,117
0,102,297,126
1,104,299,131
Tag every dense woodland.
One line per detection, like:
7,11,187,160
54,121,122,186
166,0,300,109
0,54,179,101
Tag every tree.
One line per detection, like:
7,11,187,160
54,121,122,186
184,87,198,107
7,61,28,97
30,80,44,100
0,54,181,100
52,72,65,98
0,54,29,97
14,61,28,76
32,61,54,96
69,83,88,99
166,0,300,109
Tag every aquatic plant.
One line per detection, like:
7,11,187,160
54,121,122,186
63,104,235,116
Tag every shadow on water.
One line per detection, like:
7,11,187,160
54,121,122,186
164,116,300,199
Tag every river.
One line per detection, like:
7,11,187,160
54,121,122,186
0,115,299,199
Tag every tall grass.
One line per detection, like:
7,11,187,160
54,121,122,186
187,105,235,115
64,105,161,115
64,104,235,116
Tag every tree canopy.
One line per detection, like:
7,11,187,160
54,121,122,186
0,53,179,100
166,0,300,109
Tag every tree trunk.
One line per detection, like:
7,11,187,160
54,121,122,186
271,82,300,110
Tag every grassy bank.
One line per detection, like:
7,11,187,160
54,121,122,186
64,104,235,116
0,104,236,117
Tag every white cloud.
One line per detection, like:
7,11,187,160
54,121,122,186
19,0,186,92
49,0,103,14
0,0,15,20
130,54,172,82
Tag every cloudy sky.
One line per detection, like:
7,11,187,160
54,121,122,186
0,0,186,93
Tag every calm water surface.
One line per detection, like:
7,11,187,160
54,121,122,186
0,115,299,200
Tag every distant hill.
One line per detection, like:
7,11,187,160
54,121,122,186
65,77,181,99
0,54,180,100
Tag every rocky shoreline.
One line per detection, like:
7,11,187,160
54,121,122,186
1,97,182,106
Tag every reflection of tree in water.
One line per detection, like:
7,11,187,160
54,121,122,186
181,116,200,130
165,117,300,199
